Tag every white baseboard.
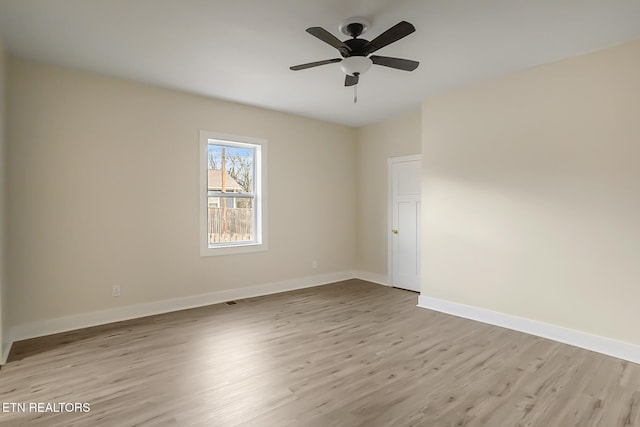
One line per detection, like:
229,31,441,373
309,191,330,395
7,271,355,347
418,295,640,365
1,341,12,365
353,271,390,287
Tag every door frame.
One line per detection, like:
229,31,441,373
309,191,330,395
387,154,422,288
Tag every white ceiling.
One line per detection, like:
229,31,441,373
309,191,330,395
1,0,640,127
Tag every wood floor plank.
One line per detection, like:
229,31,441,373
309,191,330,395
1,279,639,426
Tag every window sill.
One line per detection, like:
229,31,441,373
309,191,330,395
200,242,268,257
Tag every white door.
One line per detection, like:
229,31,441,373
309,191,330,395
390,158,421,292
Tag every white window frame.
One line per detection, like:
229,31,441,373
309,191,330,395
199,131,268,256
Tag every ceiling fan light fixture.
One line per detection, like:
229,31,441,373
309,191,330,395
340,56,372,76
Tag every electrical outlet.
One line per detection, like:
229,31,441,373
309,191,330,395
312,260,318,269
112,285,121,297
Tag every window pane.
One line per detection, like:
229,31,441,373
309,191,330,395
235,197,252,209
207,143,255,245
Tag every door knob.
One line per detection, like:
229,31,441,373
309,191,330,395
392,229,399,234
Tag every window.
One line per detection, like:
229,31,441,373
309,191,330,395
200,131,267,256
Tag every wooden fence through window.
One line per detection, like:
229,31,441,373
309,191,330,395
208,208,253,243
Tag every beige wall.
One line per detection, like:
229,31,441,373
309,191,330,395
0,39,6,360
422,39,640,344
6,58,357,327
356,112,421,279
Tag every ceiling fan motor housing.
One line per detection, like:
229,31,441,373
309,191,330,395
342,38,369,57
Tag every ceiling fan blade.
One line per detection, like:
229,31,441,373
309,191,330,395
290,58,342,71
306,27,351,55
364,21,415,55
370,55,419,71
345,74,359,87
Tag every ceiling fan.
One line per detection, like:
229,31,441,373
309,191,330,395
290,17,419,102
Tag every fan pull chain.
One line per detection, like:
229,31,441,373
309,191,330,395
354,84,357,103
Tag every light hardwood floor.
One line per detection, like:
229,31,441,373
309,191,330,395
1,279,639,426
